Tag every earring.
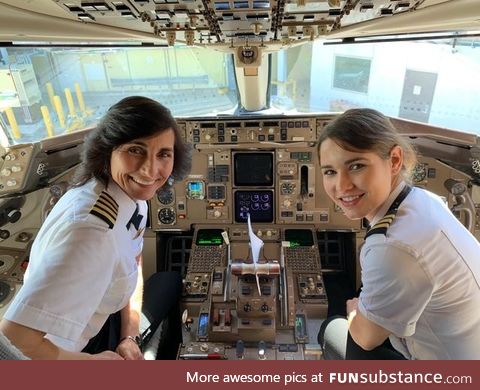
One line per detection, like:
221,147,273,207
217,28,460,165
167,176,174,186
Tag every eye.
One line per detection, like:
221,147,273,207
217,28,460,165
128,146,144,155
322,169,335,176
157,151,173,159
350,163,365,171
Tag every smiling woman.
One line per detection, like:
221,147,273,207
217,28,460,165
317,108,480,360
110,130,175,201
0,96,191,359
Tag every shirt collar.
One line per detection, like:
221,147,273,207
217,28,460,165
105,179,138,225
369,180,407,227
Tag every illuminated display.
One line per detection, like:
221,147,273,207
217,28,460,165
196,229,224,246
285,229,314,247
235,190,273,223
197,313,209,338
186,181,205,199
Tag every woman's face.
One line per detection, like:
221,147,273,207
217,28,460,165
110,129,175,201
319,138,403,222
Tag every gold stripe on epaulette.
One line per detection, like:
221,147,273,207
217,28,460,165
365,227,388,238
371,221,391,230
374,218,393,227
99,191,118,211
97,197,118,217
89,191,118,229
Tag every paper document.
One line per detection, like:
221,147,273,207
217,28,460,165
247,213,264,295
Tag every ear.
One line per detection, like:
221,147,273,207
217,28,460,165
390,145,404,175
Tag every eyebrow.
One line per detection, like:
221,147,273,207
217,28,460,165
320,157,368,169
127,141,174,152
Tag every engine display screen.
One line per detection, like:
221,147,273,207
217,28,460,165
234,190,273,223
285,229,314,247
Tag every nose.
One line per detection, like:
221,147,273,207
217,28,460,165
140,154,159,179
336,171,354,193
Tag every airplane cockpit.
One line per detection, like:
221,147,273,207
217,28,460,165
1,0,479,360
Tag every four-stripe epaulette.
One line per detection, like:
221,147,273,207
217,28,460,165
89,191,119,229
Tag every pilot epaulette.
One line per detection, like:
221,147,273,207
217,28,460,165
89,191,119,229
365,185,412,240
364,213,395,239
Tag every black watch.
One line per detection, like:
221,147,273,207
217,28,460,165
120,335,142,347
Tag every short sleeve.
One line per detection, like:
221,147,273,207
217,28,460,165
4,222,118,342
357,241,434,337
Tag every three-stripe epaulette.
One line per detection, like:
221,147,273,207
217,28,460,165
365,213,395,239
89,191,118,229
364,185,412,240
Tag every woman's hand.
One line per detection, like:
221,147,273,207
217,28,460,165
346,297,359,316
116,338,144,360
90,350,124,360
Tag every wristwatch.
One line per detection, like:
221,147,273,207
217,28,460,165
120,335,142,347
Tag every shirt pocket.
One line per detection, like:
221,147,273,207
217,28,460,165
97,268,138,314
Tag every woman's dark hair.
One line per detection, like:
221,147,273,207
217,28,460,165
72,96,191,187
318,108,417,181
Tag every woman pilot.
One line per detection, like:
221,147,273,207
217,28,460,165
0,96,191,359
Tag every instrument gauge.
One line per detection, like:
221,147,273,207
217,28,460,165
157,188,174,205
158,208,176,224
281,182,295,195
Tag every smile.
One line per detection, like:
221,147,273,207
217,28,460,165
338,194,364,207
340,194,363,202
130,176,157,186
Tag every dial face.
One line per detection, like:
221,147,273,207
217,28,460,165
281,182,295,195
411,163,427,183
158,208,176,224
157,188,174,205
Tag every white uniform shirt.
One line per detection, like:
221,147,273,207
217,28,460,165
4,179,148,352
358,182,480,359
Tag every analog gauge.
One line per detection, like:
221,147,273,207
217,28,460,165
157,188,174,205
281,182,295,195
411,163,427,183
158,208,176,224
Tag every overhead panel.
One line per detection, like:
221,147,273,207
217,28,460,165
52,1,424,46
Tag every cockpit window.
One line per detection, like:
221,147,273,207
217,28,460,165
0,46,237,145
270,38,480,135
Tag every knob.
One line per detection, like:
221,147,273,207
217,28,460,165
7,209,21,223
5,153,16,161
205,134,211,141
6,179,17,187
266,230,272,237
236,340,245,359
213,210,222,218
1,168,11,176
0,229,10,240
11,165,22,173
257,230,263,237
261,303,269,312
258,340,266,360
200,343,209,352
243,303,251,312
